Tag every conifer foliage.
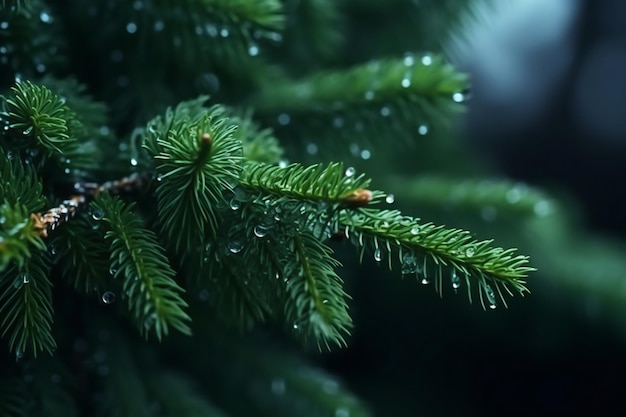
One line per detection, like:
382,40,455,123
0,0,533,415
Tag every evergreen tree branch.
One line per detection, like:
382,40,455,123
384,175,556,219
0,248,55,358
240,161,383,207
341,208,532,309
283,231,352,350
143,98,243,254
92,193,191,339
231,109,284,164
254,54,467,147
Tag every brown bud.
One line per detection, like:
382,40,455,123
343,188,372,208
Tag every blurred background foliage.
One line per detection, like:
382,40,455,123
2,0,626,415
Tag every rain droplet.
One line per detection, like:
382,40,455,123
101,291,116,304
248,44,259,56
421,277,429,285
364,90,375,100
380,106,391,117
306,142,318,155
271,378,286,395
418,124,429,135
49,244,57,256
385,194,395,204
345,167,356,177
452,92,466,103
506,184,526,204
360,149,371,160
15,348,24,360
220,28,229,37
229,241,243,254
154,20,165,31
253,225,268,238
451,270,461,290
292,322,299,330
40,11,53,23
229,199,240,211
464,246,475,257
277,113,291,125
91,208,104,220
401,253,418,275
0,22,9,30
403,54,415,66
401,77,411,88
126,22,137,33
108,266,117,276
335,407,350,417
373,248,383,262
421,55,433,66
278,160,288,168
481,206,497,222
485,285,497,309
410,226,420,235
533,200,552,217
130,157,138,166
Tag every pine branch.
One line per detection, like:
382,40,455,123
254,54,467,148
92,193,191,339
283,231,352,350
341,208,533,309
0,249,55,358
143,98,243,254
240,161,383,207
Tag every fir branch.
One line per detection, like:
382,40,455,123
49,214,110,295
283,231,352,350
0,142,45,213
240,161,383,207
384,175,556,219
203,0,285,31
0,203,45,271
341,209,533,309
93,193,191,339
143,98,243,254
1,80,77,157
0,249,55,358
254,54,467,147
230,109,284,164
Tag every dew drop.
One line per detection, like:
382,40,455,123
401,77,411,88
91,208,104,221
220,28,229,37
108,266,117,276
278,160,288,168
126,22,137,33
410,226,420,235
421,277,429,285
154,20,165,31
306,142,318,155
101,291,116,304
48,244,57,256
421,55,433,66
277,113,291,125
385,194,395,204
0,22,9,30
360,149,371,160
345,167,356,177
533,200,552,217
418,124,429,135
229,199,240,211
485,284,497,309
401,253,418,275
464,246,475,257
40,11,53,23
271,378,286,395
403,54,415,66
15,348,24,360
451,270,461,290
292,322,299,330
130,157,138,166
506,185,525,204
364,90,375,100
380,106,391,117
373,248,383,262
253,225,268,238
335,407,350,417
229,241,243,254
452,92,466,103
248,44,259,56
